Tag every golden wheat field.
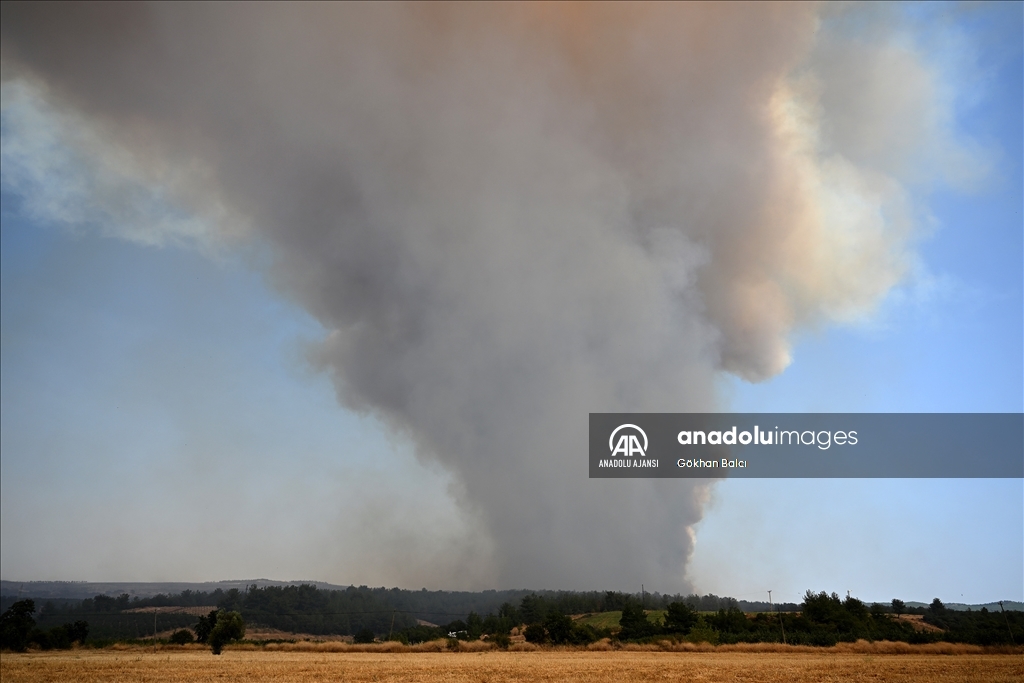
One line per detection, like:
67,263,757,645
2,646,1023,683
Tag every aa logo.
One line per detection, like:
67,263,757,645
609,424,648,458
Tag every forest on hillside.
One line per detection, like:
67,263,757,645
4,585,1021,646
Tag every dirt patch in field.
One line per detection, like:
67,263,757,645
895,614,945,633
243,628,354,643
122,606,218,616
151,625,355,642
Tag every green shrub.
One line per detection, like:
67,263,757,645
170,629,194,645
687,616,720,645
523,623,547,644
208,611,245,655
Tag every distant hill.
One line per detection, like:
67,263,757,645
0,579,350,600
905,600,1024,612
2,580,1019,614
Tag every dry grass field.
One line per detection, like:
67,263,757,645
2,647,1022,683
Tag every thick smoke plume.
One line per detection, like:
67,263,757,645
2,3,958,588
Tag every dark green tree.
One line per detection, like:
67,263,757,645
466,612,483,640
41,621,89,649
802,591,843,623
498,602,519,625
0,599,36,652
843,595,868,619
618,600,655,640
208,611,245,655
353,627,375,644
69,621,89,645
519,594,546,625
891,599,905,619
482,613,510,637
220,588,243,612
194,609,219,644
543,612,574,645
663,601,698,633
523,623,547,643
602,591,629,612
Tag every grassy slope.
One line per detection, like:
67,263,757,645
574,610,667,630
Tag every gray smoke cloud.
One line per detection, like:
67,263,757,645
1,3,974,589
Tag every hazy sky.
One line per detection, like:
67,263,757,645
1,2,1021,604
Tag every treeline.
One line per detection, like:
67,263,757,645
0,588,238,614
0,600,246,655
18,585,760,637
2,586,796,625
921,598,1024,646
3,593,201,639
0,600,89,651
5,585,1022,647
599,592,1023,647
395,591,1023,647
222,586,801,636
216,585,696,636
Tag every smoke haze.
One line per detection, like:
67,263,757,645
0,3,983,589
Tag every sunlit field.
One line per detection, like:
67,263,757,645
2,647,1022,683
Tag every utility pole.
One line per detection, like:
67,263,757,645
388,610,396,641
641,584,645,610
999,601,1015,645
768,590,786,645
779,601,786,645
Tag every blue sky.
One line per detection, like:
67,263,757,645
1,196,476,584
1,2,1021,603
701,5,1024,604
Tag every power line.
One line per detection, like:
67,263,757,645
767,590,785,645
998,601,1015,645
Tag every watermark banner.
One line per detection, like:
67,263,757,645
589,413,1023,478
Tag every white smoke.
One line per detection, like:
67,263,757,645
0,2,987,588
